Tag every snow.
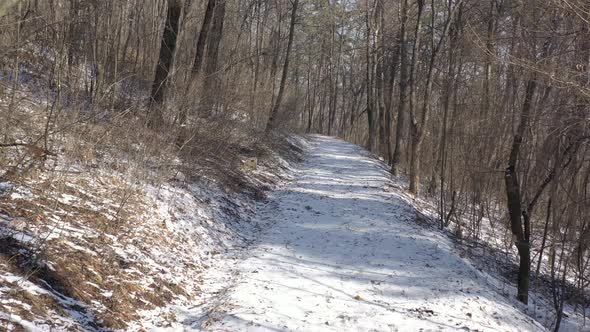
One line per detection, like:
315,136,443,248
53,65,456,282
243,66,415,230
0,313,41,331
1,134,583,331
0,182,12,197
182,136,545,331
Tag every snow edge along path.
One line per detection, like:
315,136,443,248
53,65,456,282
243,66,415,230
197,135,545,332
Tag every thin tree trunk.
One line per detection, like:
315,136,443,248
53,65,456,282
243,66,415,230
266,0,299,132
364,0,377,151
390,0,408,175
505,78,537,304
192,0,216,76
536,196,553,276
406,0,425,190
439,7,460,228
408,0,462,194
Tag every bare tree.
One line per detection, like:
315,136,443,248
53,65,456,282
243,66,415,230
149,0,182,126
266,0,299,133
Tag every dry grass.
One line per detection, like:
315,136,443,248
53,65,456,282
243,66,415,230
0,37,307,328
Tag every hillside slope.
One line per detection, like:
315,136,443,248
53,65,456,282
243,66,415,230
0,129,307,331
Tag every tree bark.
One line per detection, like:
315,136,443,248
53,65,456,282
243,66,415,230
390,0,408,175
505,78,537,304
405,0,424,191
266,0,299,133
201,0,226,115
149,0,182,126
192,0,216,76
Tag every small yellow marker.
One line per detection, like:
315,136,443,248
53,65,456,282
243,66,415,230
242,157,258,171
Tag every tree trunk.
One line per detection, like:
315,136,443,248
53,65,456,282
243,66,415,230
149,0,182,126
439,8,460,228
406,0,425,192
192,0,216,76
364,0,376,152
376,0,387,156
409,0,462,195
265,0,299,133
390,0,408,175
201,0,226,116
505,78,537,304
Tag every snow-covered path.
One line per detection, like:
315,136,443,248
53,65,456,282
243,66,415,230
204,136,543,332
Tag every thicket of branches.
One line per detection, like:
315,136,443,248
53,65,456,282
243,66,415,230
0,0,307,185
1,0,589,328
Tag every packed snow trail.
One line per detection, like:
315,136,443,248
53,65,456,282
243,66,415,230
204,136,543,332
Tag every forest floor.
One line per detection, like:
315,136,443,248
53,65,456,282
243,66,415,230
186,135,545,332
